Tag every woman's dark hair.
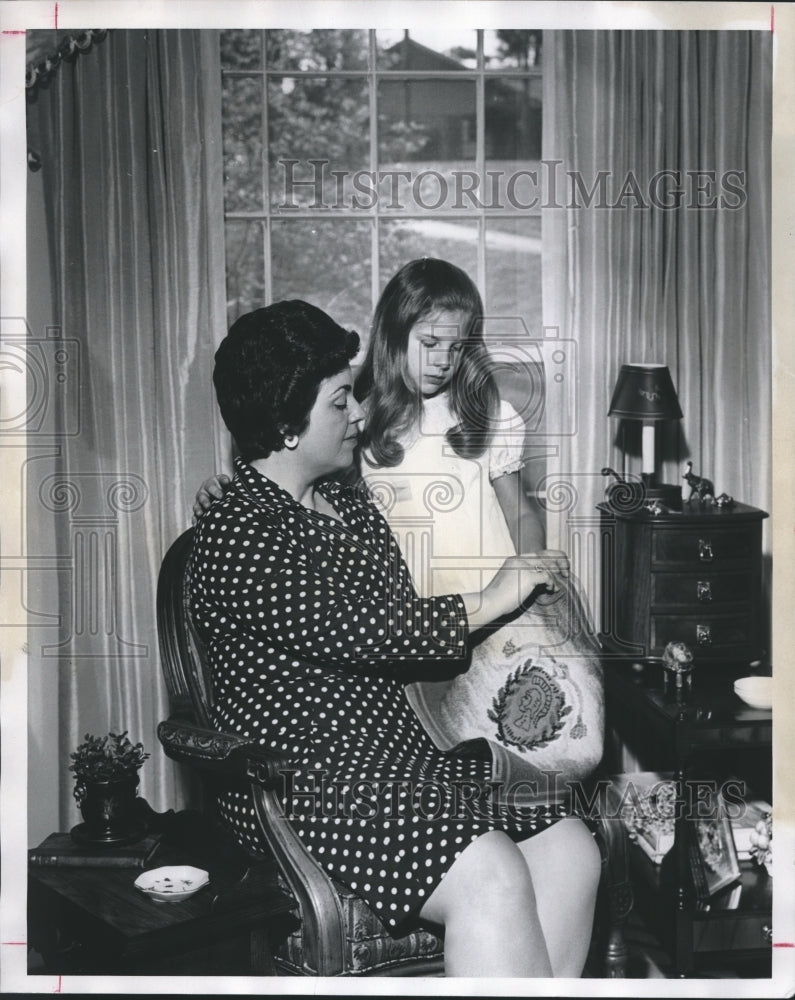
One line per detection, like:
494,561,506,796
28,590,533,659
213,300,359,460
354,258,498,467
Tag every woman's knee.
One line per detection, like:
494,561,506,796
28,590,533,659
522,817,602,893
420,831,535,926
559,818,603,886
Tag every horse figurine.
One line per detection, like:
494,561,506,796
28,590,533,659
683,461,714,504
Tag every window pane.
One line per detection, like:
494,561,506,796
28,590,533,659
223,75,264,213
268,77,370,210
271,220,372,339
378,78,475,213
221,30,261,69
266,30,369,71
225,221,265,326
379,220,478,293
484,30,543,69
484,76,543,212
485,217,542,334
485,76,542,160
379,79,475,161
376,29,477,69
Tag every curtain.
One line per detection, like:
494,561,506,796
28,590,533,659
27,30,228,832
542,30,772,619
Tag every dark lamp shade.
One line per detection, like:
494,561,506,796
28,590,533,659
608,364,683,421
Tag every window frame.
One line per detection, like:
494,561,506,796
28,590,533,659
220,28,544,318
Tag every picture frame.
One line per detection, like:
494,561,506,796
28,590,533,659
688,798,742,900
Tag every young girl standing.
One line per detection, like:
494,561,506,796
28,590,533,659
352,259,603,783
354,256,549,599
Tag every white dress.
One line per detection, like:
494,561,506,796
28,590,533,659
362,392,605,788
361,392,525,599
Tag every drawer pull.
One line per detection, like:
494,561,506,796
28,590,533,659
762,925,773,944
697,580,713,602
696,624,712,645
698,538,714,562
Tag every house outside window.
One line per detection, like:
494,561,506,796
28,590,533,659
221,28,544,351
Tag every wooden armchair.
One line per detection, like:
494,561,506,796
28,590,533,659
156,528,633,977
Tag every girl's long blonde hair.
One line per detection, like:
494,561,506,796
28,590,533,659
355,258,499,468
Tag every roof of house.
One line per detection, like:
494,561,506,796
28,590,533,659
384,36,470,72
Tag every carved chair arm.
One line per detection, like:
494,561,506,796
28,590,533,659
157,717,346,975
577,805,633,978
157,718,288,788
589,811,634,922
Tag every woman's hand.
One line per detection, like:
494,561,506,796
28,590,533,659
461,554,563,630
192,473,231,521
518,548,570,578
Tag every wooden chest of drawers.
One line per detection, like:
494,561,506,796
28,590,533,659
597,501,768,663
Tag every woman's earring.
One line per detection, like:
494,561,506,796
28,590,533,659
283,433,299,450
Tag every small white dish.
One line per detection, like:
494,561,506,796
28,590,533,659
733,676,773,710
134,865,209,903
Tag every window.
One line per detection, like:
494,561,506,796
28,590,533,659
221,29,544,346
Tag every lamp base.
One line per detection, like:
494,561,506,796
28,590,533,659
641,480,683,512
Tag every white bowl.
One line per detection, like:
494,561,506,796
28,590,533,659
733,676,773,710
134,865,209,903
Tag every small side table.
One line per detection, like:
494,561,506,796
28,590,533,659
28,805,296,976
604,661,773,977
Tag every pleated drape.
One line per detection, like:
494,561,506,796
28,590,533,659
27,30,228,833
541,30,772,621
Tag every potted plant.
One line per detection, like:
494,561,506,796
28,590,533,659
69,731,150,846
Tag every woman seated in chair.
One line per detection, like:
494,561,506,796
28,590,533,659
191,300,601,978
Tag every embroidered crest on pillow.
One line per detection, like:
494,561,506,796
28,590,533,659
488,660,570,751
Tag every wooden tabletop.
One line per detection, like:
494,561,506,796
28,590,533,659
28,806,296,973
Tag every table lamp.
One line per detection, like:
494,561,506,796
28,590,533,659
608,363,683,510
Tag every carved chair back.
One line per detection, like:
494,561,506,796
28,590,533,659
156,528,214,726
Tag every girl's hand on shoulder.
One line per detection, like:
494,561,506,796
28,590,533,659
192,473,232,521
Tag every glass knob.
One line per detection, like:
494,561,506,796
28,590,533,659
697,580,713,602
696,624,712,645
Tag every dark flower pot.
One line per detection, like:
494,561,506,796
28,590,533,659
71,775,146,846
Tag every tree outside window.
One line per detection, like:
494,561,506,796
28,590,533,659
221,28,544,348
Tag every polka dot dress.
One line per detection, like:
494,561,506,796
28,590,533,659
190,459,555,934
